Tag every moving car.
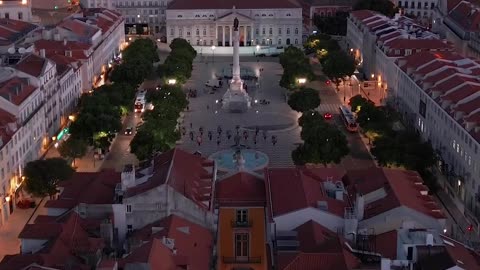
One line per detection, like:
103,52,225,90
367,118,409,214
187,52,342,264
324,112,333,120
124,127,133,135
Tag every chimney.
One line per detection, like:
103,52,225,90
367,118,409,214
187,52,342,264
121,164,135,191
355,194,365,220
172,248,177,255
63,38,67,46
65,50,72,57
426,233,434,246
40,49,46,58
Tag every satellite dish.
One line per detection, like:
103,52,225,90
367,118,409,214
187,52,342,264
7,47,15,54
18,48,26,53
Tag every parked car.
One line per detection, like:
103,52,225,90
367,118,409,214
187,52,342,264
124,127,133,135
324,112,333,120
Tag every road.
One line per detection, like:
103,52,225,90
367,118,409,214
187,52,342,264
307,60,376,170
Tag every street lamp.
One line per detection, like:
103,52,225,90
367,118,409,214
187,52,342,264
297,78,307,85
68,115,75,121
371,74,375,79
168,79,177,85
211,45,216,63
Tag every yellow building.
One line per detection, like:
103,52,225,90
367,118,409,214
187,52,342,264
215,172,268,270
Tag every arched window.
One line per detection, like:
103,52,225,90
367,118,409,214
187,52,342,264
286,38,290,45
197,40,200,45
286,28,290,34
196,29,199,35
295,28,298,34
278,38,282,45
262,39,266,45
203,28,206,35
294,39,298,44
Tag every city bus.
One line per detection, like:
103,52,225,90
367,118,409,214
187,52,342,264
339,105,358,132
134,90,147,113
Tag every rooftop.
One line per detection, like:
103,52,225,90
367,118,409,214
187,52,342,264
126,148,214,210
57,18,100,39
15,53,49,77
34,39,91,60
344,168,445,219
440,235,480,269
123,214,213,270
266,167,348,218
447,1,480,32
168,0,301,10
45,170,120,209
0,76,37,106
215,171,266,207
0,108,17,148
0,18,38,46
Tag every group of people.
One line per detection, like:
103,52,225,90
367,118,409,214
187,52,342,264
184,124,278,147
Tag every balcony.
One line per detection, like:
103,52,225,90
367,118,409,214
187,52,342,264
222,256,261,264
231,219,252,228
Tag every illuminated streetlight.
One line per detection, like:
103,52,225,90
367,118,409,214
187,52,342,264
371,74,374,79
256,45,260,51
350,48,353,52
297,78,307,84
211,45,216,63
68,115,75,121
458,180,461,187
137,14,140,18
168,79,177,85
5,196,10,202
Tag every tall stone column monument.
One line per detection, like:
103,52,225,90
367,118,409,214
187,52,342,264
222,16,251,113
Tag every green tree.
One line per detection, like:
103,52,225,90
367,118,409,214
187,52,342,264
58,137,88,166
279,46,314,90
322,51,355,91
313,12,349,36
353,0,399,17
24,158,75,197
288,88,321,112
293,112,349,165
349,95,372,113
130,122,180,161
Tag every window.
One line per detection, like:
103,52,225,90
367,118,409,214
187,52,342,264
278,28,282,35
5,13,9,19
235,233,249,257
269,28,272,34
286,13,291,16
294,38,298,44
262,28,265,35
170,28,174,35
195,14,200,17
177,15,183,18
203,28,206,35
256,28,259,35
278,38,282,45
411,2,414,8
417,2,421,8
127,225,133,233
424,2,428,8
179,29,183,36
18,12,23,20
295,28,298,34
236,209,248,223
262,14,266,17
269,14,273,17
196,29,199,35
399,1,402,7
405,1,409,7
126,204,132,213
286,28,290,34
431,2,434,9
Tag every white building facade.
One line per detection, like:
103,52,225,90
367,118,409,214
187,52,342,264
0,0,32,22
166,1,303,55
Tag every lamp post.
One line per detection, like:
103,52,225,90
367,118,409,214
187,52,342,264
211,45,216,64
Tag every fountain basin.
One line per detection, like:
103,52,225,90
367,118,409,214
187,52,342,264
209,148,269,172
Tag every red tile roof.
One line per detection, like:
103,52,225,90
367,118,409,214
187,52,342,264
216,172,266,207
19,223,62,239
295,220,344,253
0,254,44,270
125,214,213,270
45,170,120,209
126,148,214,210
0,18,38,46
15,53,48,77
447,1,480,31
0,76,37,105
57,19,100,39
345,168,446,219
350,10,376,20
34,39,91,61
168,0,301,9
266,167,348,217
279,253,359,270
0,108,16,148
440,235,480,269
47,54,78,76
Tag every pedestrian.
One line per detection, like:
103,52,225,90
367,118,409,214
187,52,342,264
253,136,257,146
243,131,248,141
263,130,267,141
187,105,190,111
189,131,194,141
216,137,221,146
227,131,232,140
196,135,202,146
190,122,193,129
217,126,222,135
208,131,213,141
255,126,259,136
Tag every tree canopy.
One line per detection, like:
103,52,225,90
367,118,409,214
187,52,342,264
322,51,355,90
292,111,349,165
58,137,88,166
24,158,75,197
158,38,196,84
313,11,348,36
279,46,314,90
353,0,399,17
130,84,187,160
288,88,321,113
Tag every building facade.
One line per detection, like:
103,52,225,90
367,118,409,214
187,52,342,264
215,172,268,270
79,0,170,38
393,0,437,25
0,0,33,22
166,0,303,55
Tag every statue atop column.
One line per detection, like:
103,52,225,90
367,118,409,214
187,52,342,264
234,17,239,31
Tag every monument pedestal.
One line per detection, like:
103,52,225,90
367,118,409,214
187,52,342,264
222,17,251,113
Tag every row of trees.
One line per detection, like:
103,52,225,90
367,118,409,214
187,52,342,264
130,38,194,160
287,88,350,166
157,38,197,84
279,46,314,90
350,95,437,189
23,39,161,197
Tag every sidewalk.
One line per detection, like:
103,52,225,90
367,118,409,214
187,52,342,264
44,146,105,172
0,197,47,260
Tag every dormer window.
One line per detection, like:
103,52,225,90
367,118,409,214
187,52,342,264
255,14,259,16
269,14,273,17
209,14,214,17
202,14,207,17
195,14,200,17
262,14,266,17
286,13,291,16
177,14,183,18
